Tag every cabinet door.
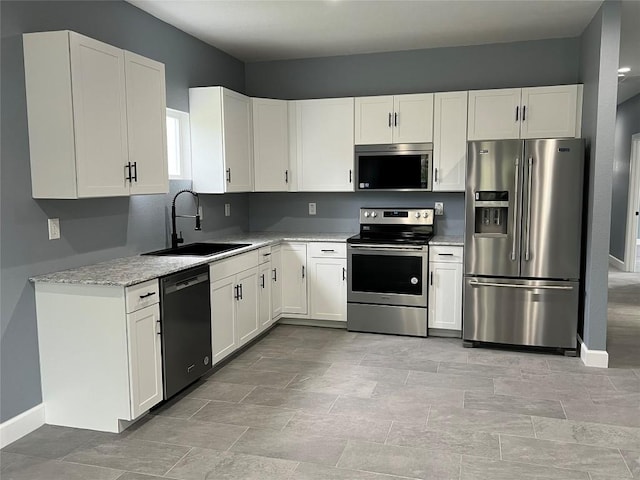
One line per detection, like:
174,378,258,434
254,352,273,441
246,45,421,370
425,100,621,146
222,89,253,192
258,263,272,330
428,262,463,331
281,243,308,315
127,304,162,418
433,91,468,192
271,246,283,319
467,89,522,141
309,257,347,322
520,85,579,139
253,98,289,191
296,98,354,191
354,96,394,145
210,277,237,364
124,51,169,195
236,268,259,346
69,32,129,197
393,93,434,143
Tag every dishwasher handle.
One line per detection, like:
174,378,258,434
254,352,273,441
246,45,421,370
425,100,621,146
163,273,209,294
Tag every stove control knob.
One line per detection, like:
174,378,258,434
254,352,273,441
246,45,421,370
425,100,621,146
423,211,430,219
371,211,377,218
363,211,370,218
415,212,421,218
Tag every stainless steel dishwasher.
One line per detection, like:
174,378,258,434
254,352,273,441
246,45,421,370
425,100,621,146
160,265,212,399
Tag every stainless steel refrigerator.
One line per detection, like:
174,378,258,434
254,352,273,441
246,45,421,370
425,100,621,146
463,138,584,351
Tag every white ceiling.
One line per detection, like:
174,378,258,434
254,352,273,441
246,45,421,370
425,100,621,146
128,0,639,102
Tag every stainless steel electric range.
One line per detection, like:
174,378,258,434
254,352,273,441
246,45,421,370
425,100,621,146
347,207,435,337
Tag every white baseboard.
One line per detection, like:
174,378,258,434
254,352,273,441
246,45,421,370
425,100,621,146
580,340,609,368
609,254,625,270
0,404,45,448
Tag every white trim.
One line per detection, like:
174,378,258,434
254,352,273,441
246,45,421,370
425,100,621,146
0,404,45,448
609,254,625,270
580,339,609,368
624,134,640,272
166,108,192,180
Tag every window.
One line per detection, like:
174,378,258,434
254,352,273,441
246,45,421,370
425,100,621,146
166,108,191,180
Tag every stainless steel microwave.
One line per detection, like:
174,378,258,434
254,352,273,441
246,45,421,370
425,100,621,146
354,143,433,191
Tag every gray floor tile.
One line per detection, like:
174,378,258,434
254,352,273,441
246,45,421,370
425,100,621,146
373,383,464,408
150,397,209,420
230,427,347,466
437,361,522,378
62,439,190,476
610,375,640,393
287,373,377,397
291,462,408,479
290,347,366,365
545,358,636,377
115,474,164,480
406,370,494,392
404,348,469,364
562,399,640,427
494,377,592,401
191,399,295,429
250,357,332,375
519,371,616,392
0,452,122,480
460,455,590,480
241,386,338,412
210,366,297,388
337,440,461,480
360,353,439,373
386,421,500,458
464,391,566,419
331,394,430,424
128,415,247,449
1,425,117,459
467,350,551,371
621,449,640,478
532,416,640,450
164,448,298,480
323,364,410,385
284,412,391,443
427,405,535,436
186,381,255,402
588,390,640,408
500,434,631,476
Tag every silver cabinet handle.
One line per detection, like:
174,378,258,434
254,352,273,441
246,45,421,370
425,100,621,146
511,157,520,261
525,157,533,261
469,281,573,291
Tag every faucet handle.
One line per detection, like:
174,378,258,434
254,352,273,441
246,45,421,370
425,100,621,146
178,231,184,244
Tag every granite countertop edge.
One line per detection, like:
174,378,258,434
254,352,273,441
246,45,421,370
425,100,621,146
29,232,355,287
429,235,464,246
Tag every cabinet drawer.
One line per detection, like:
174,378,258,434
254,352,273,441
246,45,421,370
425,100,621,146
126,279,160,313
429,246,463,263
258,246,273,264
210,250,259,280
308,242,346,258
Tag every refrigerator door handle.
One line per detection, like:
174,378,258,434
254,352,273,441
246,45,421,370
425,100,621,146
525,157,533,261
511,157,520,261
469,281,574,291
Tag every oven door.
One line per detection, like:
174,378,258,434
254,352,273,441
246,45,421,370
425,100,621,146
347,244,428,307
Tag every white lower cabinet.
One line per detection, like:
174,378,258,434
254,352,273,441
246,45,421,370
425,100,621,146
34,279,163,432
309,256,347,322
210,276,238,364
281,243,308,315
236,268,259,345
270,245,283,318
428,246,463,333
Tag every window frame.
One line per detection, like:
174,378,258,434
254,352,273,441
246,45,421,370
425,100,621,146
166,108,192,180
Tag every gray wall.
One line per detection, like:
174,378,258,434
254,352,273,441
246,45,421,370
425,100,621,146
245,38,581,100
0,0,247,422
578,1,621,352
250,193,464,235
610,94,640,260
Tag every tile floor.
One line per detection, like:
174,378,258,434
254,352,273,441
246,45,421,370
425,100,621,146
607,267,640,368
3,323,640,480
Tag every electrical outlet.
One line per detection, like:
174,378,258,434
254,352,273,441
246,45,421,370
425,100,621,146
48,218,60,240
434,202,444,216
224,203,231,217
309,203,316,215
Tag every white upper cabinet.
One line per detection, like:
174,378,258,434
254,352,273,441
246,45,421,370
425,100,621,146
355,94,434,145
190,87,253,193
23,31,168,198
293,98,355,191
432,91,468,192
252,98,290,191
519,85,580,139
468,85,582,141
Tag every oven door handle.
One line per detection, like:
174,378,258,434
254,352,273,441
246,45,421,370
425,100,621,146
348,244,426,252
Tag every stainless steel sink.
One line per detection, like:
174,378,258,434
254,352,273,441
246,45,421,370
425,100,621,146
143,242,251,257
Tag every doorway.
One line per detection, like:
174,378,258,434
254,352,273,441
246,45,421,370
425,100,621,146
624,133,640,272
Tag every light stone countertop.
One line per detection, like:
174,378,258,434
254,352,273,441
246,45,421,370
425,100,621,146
29,232,354,287
430,235,464,246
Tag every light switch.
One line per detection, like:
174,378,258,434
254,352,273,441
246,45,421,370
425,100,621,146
309,203,316,215
434,202,444,216
224,204,231,217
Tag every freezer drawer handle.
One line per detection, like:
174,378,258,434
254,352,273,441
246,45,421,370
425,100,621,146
469,281,573,291
511,157,520,261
